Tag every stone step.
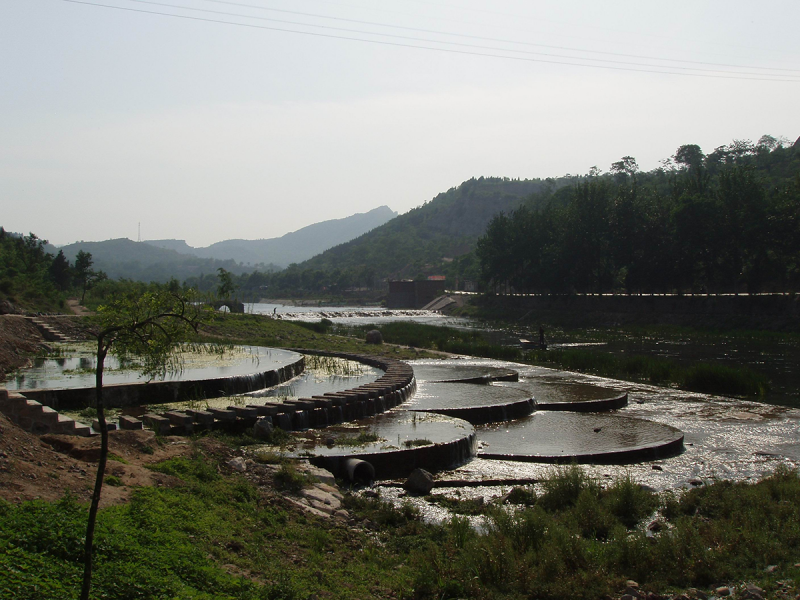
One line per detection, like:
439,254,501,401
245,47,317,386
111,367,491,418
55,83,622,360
118,415,144,430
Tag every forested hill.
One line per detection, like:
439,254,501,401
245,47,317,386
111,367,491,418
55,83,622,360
58,238,259,283
477,136,800,295
296,177,569,279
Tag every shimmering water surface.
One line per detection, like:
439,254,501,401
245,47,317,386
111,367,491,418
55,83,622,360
410,382,530,410
282,412,474,457
246,302,473,327
5,344,300,391
478,412,682,459
375,358,800,522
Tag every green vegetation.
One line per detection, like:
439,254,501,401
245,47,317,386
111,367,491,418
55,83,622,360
3,458,799,600
335,432,381,446
0,230,70,312
477,139,800,295
342,321,524,361
527,347,770,397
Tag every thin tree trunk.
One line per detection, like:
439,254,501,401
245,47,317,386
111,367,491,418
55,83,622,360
81,340,109,600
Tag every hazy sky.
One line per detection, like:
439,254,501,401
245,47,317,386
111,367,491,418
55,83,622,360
2,0,798,247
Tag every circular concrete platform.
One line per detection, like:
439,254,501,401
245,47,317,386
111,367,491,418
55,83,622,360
477,412,684,464
284,411,476,480
410,382,534,424
496,380,629,412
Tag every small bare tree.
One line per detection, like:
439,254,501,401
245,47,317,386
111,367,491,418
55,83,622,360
81,287,211,600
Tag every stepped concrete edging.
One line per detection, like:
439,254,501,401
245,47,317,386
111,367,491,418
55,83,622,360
3,351,417,438
0,388,91,436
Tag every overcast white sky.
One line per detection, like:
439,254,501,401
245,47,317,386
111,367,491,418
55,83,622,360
2,0,798,246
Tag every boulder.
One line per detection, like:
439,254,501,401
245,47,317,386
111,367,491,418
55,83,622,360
227,456,247,472
253,416,274,440
365,329,383,345
403,468,434,495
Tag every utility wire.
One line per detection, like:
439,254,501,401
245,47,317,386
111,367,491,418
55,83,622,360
61,0,800,82
200,0,800,74
127,0,799,78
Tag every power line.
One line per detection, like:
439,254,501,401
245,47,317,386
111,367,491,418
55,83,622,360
134,0,800,78
61,0,800,82
200,0,800,74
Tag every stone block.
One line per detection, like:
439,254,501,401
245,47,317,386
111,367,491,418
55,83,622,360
73,423,93,437
118,415,144,430
207,408,236,422
184,409,214,425
39,406,61,424
246,404,277,416
142,413,171,434
228,406,258,419
163,411,194,426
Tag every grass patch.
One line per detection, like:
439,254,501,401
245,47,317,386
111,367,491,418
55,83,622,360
103,475,123,487
426,494,489,515
335,432,380,447
527,347,770,398
403,438,432,448
2,459,800,600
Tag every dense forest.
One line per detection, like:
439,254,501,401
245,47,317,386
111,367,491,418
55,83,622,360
477,136,800,295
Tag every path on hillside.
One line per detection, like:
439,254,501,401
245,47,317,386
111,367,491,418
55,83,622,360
66,298,93,316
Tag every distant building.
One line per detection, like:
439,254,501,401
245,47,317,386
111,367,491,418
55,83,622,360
387,279,446,309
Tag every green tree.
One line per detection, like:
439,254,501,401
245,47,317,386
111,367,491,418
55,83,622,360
81,287,211,600
216,267,236,299
48,249,72,291
74,250,106,303
673,144,704,172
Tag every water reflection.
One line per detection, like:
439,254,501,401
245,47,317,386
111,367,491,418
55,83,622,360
4,344,299,390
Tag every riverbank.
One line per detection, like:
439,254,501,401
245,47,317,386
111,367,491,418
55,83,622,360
2,313,799,599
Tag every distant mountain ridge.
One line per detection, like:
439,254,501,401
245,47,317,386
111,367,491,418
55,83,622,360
145,206,396,267
58,205,396,283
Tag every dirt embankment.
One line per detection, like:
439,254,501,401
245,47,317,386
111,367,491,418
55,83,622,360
0,414,195,506
0,316,48,380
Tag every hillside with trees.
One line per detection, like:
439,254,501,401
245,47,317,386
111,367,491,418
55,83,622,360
245,176,577,297
477,135,800,295
0,230,105,312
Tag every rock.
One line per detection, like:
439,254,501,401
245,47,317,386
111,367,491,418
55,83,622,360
743,583,765,600
621,594,638,600
365,329,383,345
765,564,778,573
299,464,336,486
0,300,16,315
252,417,274,440
688,478,704,486
403,468,434,495
715,587,731,597
626,581,640,590
227,456,247,472
687,588,707,599
648,520,664,533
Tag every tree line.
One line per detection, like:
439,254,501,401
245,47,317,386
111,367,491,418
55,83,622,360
0,229,105,311
476,137,800,295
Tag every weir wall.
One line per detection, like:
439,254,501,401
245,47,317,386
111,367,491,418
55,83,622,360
476,293,800,331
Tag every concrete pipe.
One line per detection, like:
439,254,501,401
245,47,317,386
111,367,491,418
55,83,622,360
344,458,375,484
